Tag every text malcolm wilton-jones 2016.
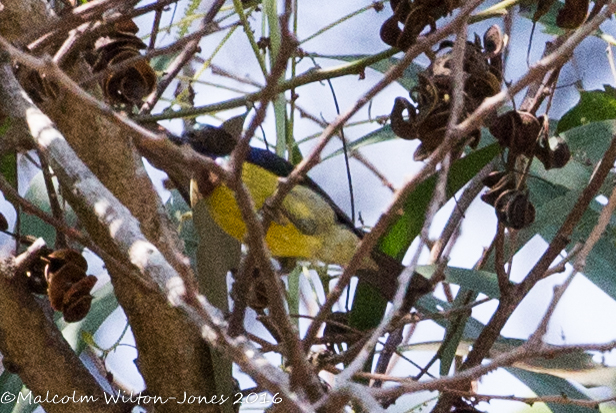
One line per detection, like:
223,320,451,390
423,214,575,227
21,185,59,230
1,390,284,405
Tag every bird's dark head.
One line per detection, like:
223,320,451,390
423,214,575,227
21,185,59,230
178,124,238,158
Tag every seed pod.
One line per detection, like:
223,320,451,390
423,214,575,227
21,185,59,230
481,172,516,206
551,138,572,168
62,276,98,322
47,263,87,311
14,65,60,104
557,0,589,29
390,97,417,140
495,189,536,230
43,249,97,322
0,213,7,232
25,246,54,295
247,279,269,312
380,16,403,48
86,19,156,105
390,26,503,160
489,111,543,156
322,312,354,352
533,0,558,22
45,249,88,277
535,136,571,170
482,171,507,189
183,125,237,157
483,25,504,58
380,0,462,49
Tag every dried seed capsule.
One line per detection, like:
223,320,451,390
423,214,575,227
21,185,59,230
0,213,7,232
482,171,507,188
43,249,97,322
483,25,504,58
489,111,542,156
535,136,571,170
481,173,515,206
390,97,417,140
494,189,536,230
557,0,589,29
380,16,403,48
86,19,156,105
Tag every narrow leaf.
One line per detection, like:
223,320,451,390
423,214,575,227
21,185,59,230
558,89,616,134
379,143,500,260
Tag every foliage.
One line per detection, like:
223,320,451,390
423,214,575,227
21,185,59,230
0,1,615,413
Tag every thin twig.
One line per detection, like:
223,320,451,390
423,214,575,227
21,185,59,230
455,134,616,387
139,0,226,113
543,243,582,277
494,223,510,295
371,339,616,400
430,160,496,263
148,6,164,51
301,0,486,358
37,149,68,249
529,271,577,345
573,176,616,272
442,389,616,408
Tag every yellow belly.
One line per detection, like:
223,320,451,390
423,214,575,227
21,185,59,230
204,164,322,259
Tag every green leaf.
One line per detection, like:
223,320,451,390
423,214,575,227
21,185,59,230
401,337,616,387
10,387,38,413
308,53,422,91
493,121,616,303
557,88,616,134
324,125,397,161
166,190,198,268
0,117,11,136
20,172,77,247
287,265,302,330
415,265,501,299
522,190,616,301
439,289,479,376
506,368,598,413
0,153,17,190
0,371,23,413
350,145,499,336
192,199,240,311
411,296,606,408
561,120,616,165
379,143,500,260
348,280,388,332
150,52,180,73
417,295,487,340
519,0,566,35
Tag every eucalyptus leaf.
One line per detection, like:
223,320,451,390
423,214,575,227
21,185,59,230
20,172,77,248
557,88,616,134
379,143,500,260
506,368,598,413
0,371,22,413
0,153,16,189
519,0,566,35
439,289,479,376
9,387,38,413
409,296,604,408
415,265,501,299
324,125,397,161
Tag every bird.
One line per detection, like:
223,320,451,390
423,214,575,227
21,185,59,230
170,122,432,305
